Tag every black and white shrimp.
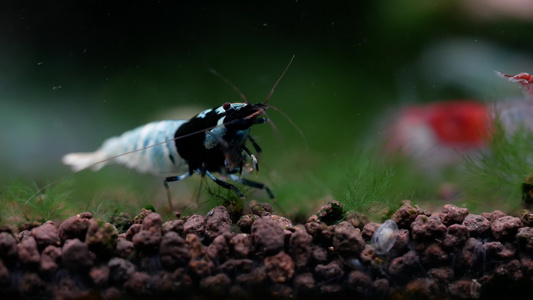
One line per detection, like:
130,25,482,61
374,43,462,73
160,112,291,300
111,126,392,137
62,57,295,210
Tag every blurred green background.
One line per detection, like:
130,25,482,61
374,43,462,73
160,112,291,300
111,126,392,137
2,0,533,218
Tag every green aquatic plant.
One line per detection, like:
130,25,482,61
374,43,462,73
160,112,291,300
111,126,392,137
339,155,395,216
335,146,422,219
334,140,456,221
463,115,533,213
1,179,70,223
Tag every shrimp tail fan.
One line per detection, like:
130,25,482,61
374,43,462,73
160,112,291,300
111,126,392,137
62,151,107,172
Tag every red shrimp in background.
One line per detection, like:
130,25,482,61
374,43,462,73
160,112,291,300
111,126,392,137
384,71,533,169
384,100,491,168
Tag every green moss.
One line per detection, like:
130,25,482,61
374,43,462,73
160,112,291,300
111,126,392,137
143,205,156,212
334,145,435,220
0,179,70,223
463,115,533,213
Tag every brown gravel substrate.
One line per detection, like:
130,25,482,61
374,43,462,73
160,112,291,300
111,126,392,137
1,200,533,299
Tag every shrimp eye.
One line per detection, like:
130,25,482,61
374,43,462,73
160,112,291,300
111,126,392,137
223,102,232,111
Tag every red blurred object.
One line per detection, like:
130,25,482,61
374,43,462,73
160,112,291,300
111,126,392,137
385,100,491,167
385,71,533,169
426,101,490,146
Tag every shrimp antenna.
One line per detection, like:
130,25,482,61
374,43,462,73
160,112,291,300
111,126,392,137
264,55,295,104
269,104,308,151
262,56,306,149
209,69,249,104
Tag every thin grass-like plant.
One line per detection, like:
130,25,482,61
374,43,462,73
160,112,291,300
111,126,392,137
1,179,70,223
463,115,533,213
